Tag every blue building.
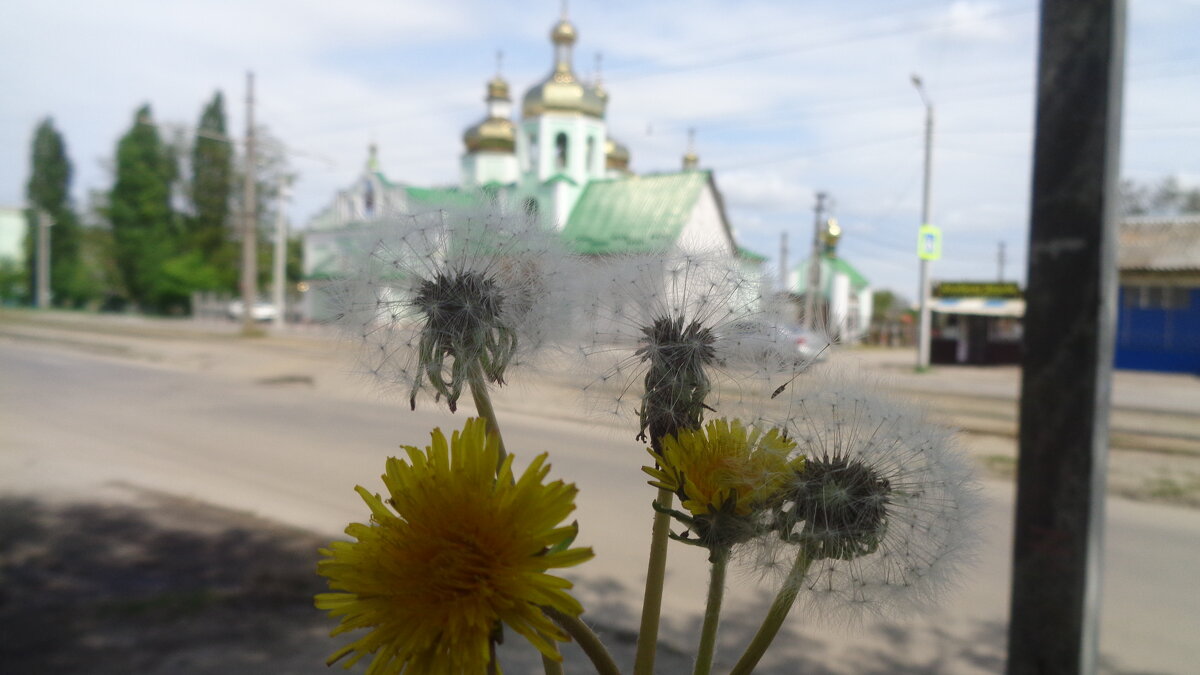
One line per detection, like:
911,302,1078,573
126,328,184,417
1116,216,1200,374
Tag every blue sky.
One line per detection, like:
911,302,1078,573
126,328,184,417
2,0,1198,299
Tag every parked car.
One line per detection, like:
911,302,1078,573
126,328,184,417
782,325,831,363
227,299,279,322
726,321,830,365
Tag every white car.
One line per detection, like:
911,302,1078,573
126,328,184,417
227,300,278,322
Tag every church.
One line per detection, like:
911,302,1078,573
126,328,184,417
301,10,767,320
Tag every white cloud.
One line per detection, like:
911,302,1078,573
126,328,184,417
0,0,1195,300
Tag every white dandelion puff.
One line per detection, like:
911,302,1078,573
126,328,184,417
574,250,808,444
330,204,571,412
755,373,981,623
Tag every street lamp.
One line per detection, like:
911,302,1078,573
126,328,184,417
912,74,935,371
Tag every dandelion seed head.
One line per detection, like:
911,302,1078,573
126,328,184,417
576,250,804,443
329,204,570,411
750,373,981,623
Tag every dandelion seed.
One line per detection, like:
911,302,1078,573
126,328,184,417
758,376,980,621
315,418,594,673
576,251,803,444
330,205,569,412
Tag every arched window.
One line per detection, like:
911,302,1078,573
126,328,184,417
555,132,568,171
528,134,539,171
586,136,595,173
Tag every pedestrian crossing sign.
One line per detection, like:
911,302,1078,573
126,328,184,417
918,224,942,260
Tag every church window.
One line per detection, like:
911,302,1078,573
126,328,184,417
586,136,595,172
555,132,568,170
528,134,539,171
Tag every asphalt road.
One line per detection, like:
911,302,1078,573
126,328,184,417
2,337,1198,674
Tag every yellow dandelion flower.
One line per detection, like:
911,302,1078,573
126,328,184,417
644,418,799,519
315,418,593,674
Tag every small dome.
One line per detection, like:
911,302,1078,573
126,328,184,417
605,137,630,171
487,75,510,101
551,18,577,46
463,116,516,153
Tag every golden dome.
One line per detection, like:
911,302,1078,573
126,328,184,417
523,78,606,118
487,75,510,101
464,116,516,153
551,19,577,45
605,137,630,170
522,15,606,118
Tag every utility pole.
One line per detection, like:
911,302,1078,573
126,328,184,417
804,192,827,332
240,71,258,336
779,231,788,296
1006,1,1124,673
35,210,53,309
272,178,290,329
998,241,1007,281
913,75,935,371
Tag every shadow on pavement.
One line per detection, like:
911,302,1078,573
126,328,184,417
3,494,1146,674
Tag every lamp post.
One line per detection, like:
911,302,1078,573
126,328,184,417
912,74,934,371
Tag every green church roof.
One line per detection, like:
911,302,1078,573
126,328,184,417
792,254,870,297
561,171,708,254
737,246,768,262
405,185,478,208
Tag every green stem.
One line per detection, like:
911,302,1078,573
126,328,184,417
729,547,815,675
543,606,622,675
634,487,675,675
693,546,731,675
540,643,565,675
467,362,507,469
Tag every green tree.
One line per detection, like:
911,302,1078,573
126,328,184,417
188,92,235,284
25,117,91,307
1121,177,1200,216
108,104,183,312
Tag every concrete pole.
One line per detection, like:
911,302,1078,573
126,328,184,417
778,231,788,296
271,180,289,329
240,71,258,335
1006,1,1125,673
915,81,934,371
804,192,826,332
36,210,53,309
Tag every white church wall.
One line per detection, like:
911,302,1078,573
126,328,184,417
676,182,735,257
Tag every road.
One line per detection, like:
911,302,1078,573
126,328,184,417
2,334,1198,674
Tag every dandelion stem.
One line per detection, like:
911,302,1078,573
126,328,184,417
543,606,622,675
729,546,815,675
634,487,675,675
693,546,731,675
467,361,508,469
540,646,565,675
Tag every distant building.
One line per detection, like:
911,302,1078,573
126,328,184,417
1116,215,1200,374
302,10,764,319
787,218,873,342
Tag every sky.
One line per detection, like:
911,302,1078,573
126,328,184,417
3,0,1198,300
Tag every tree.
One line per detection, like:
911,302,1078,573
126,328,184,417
25,117,91,307
1120,176,1200,217
189,92,235,274
108,104,183,312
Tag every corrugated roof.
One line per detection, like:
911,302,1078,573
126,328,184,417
737,246,768,262
561,171,707,254
405,185,478,209
1119,216,1200,272
792,255,871,295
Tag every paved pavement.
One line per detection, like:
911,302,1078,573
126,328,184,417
2,310,1200,673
